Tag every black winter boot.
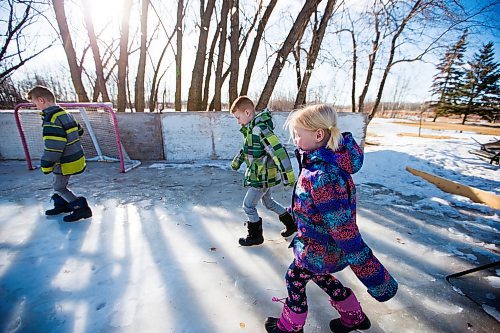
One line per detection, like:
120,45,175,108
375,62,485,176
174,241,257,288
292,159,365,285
45,193,71,216
329,316,371,333
279,212,297,237
63,197,92,222
265,317,304,333
239,218,264,246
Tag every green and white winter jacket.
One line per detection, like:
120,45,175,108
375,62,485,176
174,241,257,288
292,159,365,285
231,109,295,188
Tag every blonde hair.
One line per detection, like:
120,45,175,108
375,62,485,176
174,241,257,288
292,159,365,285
285,104,342,151
27,85,56,102
230,96,255,114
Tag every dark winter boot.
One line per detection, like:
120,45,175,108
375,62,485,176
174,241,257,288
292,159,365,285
329,289,371,333
45,193,71,216
279,212,297,237
265,300,306,333
63,197,92,222
238,218,264,246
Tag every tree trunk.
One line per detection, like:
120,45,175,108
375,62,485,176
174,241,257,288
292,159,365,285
213,0,230,111
117,0,133,112
228,0,240,105
369,0,423,121
52,0,89,102
357,4,380,114
135,0,150,112
350,30,357,112
257,0,322,110
202,23,220,110
82,0,110,102
175,0,184,111
294,0,337,108
240,0,277,96
432,112,438,122
212,0,261,107
150,30,175,112
292,27,305,93
187,0,216,111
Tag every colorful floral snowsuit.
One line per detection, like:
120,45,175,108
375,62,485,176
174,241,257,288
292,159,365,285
286,132,398,312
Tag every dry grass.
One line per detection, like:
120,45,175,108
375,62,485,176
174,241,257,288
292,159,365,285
367,131,381,137
393,120,500,136
397,133,455,139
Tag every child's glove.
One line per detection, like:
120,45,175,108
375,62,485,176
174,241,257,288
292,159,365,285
78,123,84,136
231,150,244,171
282,170,296,187
231,159,241,171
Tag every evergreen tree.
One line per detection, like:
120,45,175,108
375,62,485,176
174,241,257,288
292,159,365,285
482,80,500,122
459,42,500,124
430,31,468,121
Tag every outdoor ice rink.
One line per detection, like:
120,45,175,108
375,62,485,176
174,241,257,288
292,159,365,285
0,148,498,333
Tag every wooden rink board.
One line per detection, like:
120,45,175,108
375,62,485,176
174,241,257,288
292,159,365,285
406,166,500,210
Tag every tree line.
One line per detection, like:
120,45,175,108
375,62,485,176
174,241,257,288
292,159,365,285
1,0,499,123
431,31,499,124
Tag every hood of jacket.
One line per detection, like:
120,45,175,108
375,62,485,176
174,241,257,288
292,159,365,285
297,132,363,175
40,105,63,122
240,108,274,136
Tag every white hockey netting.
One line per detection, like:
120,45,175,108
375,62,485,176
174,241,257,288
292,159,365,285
15,103,141,173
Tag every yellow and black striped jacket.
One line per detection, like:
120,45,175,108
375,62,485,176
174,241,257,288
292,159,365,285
41,105,86,175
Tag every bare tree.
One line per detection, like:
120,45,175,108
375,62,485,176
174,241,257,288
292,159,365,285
175,0,184,111
149,2,178,112
228,0,240,105
356,1,382,115
294,0,338,108
210,0,262,109
348,27,357,113
202,21,221,110
292,24,305,95
368,0,425,120
240,0,277,96
117,0,133,112
212,0,231,110
257,0,323,110
187,0,217,111
82,0,110,102
210,0,262,105
135,0,150,112
345,0,499,121
52,0,89,102
0,1,53,84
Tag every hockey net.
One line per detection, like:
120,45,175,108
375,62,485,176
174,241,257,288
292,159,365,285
14,103,141,173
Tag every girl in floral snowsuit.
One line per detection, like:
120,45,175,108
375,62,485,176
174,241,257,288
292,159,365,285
265,104,398,333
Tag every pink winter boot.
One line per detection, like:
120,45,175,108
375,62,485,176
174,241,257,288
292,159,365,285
329,289,371,333
265,298,307,333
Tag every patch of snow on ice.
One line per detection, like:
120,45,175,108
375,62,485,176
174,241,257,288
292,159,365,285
482,305,500,322
420,296,463,314
451,286,465,296
484,276,500,289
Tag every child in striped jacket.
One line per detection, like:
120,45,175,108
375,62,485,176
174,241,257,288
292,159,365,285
230,96,296,246
28,86,92,222
265,104,397,333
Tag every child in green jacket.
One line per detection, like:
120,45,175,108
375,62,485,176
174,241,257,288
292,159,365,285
230,96,296,246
